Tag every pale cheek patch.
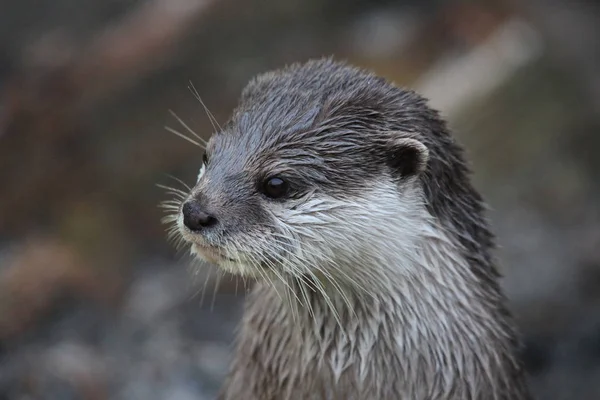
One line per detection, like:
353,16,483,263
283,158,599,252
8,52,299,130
271,181,428,276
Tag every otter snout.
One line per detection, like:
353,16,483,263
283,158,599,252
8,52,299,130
182,199,218,231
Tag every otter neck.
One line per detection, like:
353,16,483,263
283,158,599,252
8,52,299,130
273,218,519,398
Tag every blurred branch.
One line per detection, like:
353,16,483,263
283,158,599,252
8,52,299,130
0,0,217,138
415,17,543,118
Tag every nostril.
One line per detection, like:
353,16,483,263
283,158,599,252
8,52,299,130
198,213,217,228
182,200,218,231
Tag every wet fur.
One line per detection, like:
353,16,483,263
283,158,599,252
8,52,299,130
168,59,531,399
220,184,529,399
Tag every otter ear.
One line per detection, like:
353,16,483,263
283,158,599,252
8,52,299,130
386,137,429,177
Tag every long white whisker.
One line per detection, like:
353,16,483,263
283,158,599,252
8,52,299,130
237,239,305,320
165,174,192,191
159,207,180,213
165,126,206,149
296,276,315,323
268,228,372,299
312,265,356,318
210,271,222,312
189,80,222,132
266,225,345,329
160,199,182,205
243,246,287,304
265,237,321,293
198,262,214,309
303,267,343,329
169,109,208,145
159,203,181,209
256,250,302,321
156,183,188,196
183,257,212,309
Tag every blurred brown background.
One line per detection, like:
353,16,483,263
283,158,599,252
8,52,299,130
1,0,599,399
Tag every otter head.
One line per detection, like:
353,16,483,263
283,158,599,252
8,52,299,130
176,59,444,288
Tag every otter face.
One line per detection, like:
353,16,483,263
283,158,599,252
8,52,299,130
177,126,430,283
175,60,432,285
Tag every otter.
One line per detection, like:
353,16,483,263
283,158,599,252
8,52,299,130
166,58,532,399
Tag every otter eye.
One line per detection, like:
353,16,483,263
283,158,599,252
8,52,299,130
262,177,289,199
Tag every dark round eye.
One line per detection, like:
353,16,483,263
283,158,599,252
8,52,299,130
202,152,208,165
262,177,289,199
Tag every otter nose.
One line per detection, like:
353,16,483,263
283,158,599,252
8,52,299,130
182,200,218,231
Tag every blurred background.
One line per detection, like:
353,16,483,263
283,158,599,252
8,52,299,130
0,0,599,398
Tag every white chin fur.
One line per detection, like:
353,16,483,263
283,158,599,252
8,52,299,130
189,243,260,277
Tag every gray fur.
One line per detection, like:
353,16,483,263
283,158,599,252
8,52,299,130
172,58,531,399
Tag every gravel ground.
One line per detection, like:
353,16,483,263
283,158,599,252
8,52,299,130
0,262,244,400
